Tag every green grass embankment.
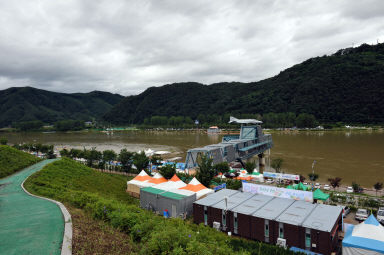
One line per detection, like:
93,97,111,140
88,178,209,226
0,145,42,178
24,158,302,255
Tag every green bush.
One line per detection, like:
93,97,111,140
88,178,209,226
0,145,42,178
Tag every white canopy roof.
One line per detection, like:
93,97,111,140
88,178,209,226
343,215,384,255
229,116,262,124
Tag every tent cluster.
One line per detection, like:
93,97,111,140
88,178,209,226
287,182,311,191
127,170,213,199
343,214,384,255
286,183,329,202
216,169,264,182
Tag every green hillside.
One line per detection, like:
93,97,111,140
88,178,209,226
104,43,384,124
0,145,41,178
0,87,124,127
24,158,299,255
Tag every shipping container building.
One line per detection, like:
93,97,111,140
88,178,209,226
209,191,255,232
301,204,343,254
252,197,295,244
193,189,238,225
140,186,196,218
274,201,318,249
230,194,274,238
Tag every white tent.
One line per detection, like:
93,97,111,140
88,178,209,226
343,214,384,255
153,174,187,191
179,177,214,199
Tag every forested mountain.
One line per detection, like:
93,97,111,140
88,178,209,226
104,43,384,124
0,87,123,127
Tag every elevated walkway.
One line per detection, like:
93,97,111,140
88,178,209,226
186,120,273,168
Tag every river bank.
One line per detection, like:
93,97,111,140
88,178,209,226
1,129,383,187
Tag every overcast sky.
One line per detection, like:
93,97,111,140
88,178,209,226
0,0,383,95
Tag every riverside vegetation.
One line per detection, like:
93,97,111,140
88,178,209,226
24,158,303,255
0,145,42,178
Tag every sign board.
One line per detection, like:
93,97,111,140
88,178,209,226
214,183,226,192
263,172,300,181
242,182,313,202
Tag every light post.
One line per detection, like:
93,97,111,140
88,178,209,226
311,160,316,191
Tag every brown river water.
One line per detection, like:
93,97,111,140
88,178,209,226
2,130,384,187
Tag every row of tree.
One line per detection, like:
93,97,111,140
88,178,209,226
13,143,56,158
141,112,319,129
12,120,87,132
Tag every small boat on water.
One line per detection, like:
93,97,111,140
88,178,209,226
207,126,221,133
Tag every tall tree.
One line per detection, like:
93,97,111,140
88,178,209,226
271,158,284,173
84,147,101,167
374,182,383,197
151,154,163,166
213,162,230,174
159,164,176,179
328,177,342,191
245,160,257,174
0,137,7,145
119,149,133,172
196,154,215,187
308,173,319,186
133,151,150,173
102,150,117,170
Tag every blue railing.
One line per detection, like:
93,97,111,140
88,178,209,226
222,135,240,142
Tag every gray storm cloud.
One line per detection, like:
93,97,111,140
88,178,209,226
0,0,383,95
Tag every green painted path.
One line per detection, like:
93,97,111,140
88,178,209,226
0,159,64,255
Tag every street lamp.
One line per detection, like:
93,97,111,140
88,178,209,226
311,160,316,191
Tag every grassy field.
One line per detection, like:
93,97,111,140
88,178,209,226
0,145,42,178
24,158,301,255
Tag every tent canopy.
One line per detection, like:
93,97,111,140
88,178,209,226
343,214,384,254
313,188,330,201
294,182,309,191
286,185,294,189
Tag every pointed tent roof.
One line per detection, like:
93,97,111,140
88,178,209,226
180,177,206,192
148,172,167,184
170,174,181,182
179,177,214,199
127,170,153,186
343,214,384,253
294,182,309,191
313,188,330,201
286,185,294,189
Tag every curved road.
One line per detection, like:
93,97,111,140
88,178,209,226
0,159,64,255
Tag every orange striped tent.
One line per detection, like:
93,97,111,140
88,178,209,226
153,174,187,190
127,170,154,197
148,172,167,184
179,177,214,199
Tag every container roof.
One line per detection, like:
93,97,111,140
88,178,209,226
302,204,342,232
141,186,166,195
253,197,295,220
194,189,238,206
232,194,274,215
211,191,254,210
160,191,188,200
275,200,317,226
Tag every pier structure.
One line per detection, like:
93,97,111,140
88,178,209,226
185,117,273,170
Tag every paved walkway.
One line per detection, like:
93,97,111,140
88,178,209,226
0,159,64,255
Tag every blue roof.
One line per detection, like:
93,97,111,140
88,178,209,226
289,247,322,255
342,215,384,253
365,214,380,226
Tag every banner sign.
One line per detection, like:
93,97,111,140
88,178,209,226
214,183,226,192
263,172,300,181
242,182,313,202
